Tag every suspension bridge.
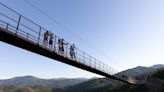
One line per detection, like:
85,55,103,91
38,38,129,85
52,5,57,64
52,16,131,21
0,3,140,84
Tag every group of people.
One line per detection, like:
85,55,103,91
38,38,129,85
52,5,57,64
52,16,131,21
43,31,76,59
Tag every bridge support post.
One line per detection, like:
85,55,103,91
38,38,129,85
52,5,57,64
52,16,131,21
75,48,77,61
6,23,9,30
38,26,41,44
83,52,85,64
54,35,56,52
66,44,68,58
15,15,21,35
94,59,96,69
27,33,29,39
89,56,91,67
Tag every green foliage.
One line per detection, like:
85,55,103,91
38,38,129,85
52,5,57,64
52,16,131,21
106,84,149,92
1,69,164,92
152,68,164,79
0,85,53,92
0,78,150,92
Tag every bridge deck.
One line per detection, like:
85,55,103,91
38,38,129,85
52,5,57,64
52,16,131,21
0,27,133,84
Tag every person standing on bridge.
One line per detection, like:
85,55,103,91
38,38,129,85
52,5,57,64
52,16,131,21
49,31,54,49
58,38,68,55
43,31,49,46
61,38,68,54
70,44,76,59
58,38,62,54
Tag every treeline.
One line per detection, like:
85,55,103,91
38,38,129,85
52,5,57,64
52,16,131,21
0,85,52,92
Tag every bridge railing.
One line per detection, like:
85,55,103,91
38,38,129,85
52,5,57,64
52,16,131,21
0,3,119,77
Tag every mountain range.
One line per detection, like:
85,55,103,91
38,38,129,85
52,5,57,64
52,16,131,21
115,64,164,79
0,76,88,88
0,64,164,92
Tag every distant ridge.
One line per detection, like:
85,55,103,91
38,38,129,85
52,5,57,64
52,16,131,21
115,64,164,78
0,76,88,88
0,64,164,92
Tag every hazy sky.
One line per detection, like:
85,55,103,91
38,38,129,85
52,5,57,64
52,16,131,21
0,0,164,79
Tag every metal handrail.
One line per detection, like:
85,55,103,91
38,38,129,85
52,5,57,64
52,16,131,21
0,12,18,23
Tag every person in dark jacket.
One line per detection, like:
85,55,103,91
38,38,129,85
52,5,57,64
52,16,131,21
60,38,68,54
49,31,54,49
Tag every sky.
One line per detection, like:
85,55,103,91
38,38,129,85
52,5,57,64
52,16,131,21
0,0,164,79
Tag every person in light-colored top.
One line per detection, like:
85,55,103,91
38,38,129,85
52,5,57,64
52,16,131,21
70,44,76,59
